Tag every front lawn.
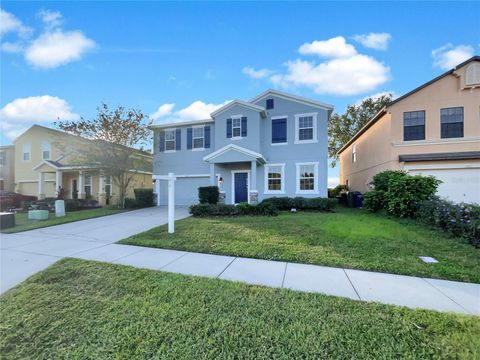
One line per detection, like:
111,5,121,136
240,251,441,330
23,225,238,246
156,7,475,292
120,207,480,283
1,208,126,234
1,259,479,359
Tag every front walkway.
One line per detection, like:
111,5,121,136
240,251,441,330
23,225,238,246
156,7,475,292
1,209,479,316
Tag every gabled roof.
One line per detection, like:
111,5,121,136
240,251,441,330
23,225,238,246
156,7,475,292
337,56,480,155
148,119,213,130
203,143,266,164
250,89,334,111
210,100,266,118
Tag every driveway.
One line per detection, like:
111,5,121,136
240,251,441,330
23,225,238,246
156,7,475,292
0,206,190,293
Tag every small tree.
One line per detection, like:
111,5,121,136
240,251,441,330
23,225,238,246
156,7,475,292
56,103,152,208
328,94,392,167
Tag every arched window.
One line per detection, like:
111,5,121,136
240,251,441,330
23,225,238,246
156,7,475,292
465,63,480,85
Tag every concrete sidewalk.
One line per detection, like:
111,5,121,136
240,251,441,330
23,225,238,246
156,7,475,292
1,208,479,315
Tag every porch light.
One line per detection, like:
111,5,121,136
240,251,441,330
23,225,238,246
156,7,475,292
218,177,223,186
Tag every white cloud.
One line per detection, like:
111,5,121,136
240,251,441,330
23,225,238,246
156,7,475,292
352,32,391,50
299,37,357,58
25,29,96,69
0,9,33,38
150,103,175,120
271,54,390,96
432,43,474,70
0,41,23,53
242,66,274,79
38,10,63,30
0,95,80,139
328,177,339,188
152,100,231,123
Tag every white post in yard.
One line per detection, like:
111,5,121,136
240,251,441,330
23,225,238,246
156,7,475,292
167,172,175,233
155,178,161,206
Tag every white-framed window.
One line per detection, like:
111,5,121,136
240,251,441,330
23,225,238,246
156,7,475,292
0,151,5,167
296,162,318,194
193,126,205,149
264,163,285,194
465,63,480,85
352,144,357,163
295,113,317,143
42,141,51,160
165,129,176,151
22,143,31,161
103,176,112,196
232,116,242,138
84,174,92,198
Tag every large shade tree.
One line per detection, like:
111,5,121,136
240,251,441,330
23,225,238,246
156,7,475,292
56,103,152,208
328,93,393,167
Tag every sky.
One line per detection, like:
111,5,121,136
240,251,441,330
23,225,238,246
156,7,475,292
1,1,479,186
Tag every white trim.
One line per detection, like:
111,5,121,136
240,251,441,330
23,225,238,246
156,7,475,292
152,173,221,179
211,100,265,118
164,128,176,152
392,136,480,147
295,162,319,194
264,163,285,194
17,179,56,183
231,114,243,139
148,119,213,130
203,143,266,163
249,89,334,111
403,161,480,171
231,170,250,204
192,125,205,150
294,113,318,144
271,115,288,145
32,160,60,171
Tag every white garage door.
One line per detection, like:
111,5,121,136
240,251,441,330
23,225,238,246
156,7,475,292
407,167,480,204
158,176,210,206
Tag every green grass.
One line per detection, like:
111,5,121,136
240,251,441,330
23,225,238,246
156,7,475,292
120,207,480,283
1,259,479,359
1,208,126,233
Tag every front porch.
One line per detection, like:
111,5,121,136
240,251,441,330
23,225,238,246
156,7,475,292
33,160,113,206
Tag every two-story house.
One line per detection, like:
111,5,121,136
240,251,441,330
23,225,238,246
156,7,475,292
338,56,480,203
13,125,153,205
0,145,15,192
151,89,333,205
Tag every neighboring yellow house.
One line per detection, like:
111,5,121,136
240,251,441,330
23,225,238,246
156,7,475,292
13,125,153,206
0,145,15,192
338,56,480,204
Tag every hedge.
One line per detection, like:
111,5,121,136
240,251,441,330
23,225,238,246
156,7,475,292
134,188,154,207
198,186,220,204
189,202,278,217
416,196,480,248
261,197,336,212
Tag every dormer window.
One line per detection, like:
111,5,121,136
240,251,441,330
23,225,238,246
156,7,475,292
465,63,480,85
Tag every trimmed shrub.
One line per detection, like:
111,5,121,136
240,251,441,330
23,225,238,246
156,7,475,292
386,175,441,217
371,170,407,191
65,199,79,211
261,197,335,212
328,185,347,198
134,188,154,207
416,196,480,248
363,191,386,212
189,203,278,217
124,198,139,209
198,186,220,204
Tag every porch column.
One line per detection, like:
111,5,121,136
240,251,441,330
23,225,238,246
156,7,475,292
98,173,106,206
249,160,258,204
209,163,216,186
78,171,85,199
55,170,63,189
155,179,161,206
38,172,45,200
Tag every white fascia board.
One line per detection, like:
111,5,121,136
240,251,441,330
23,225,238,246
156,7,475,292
210,100,266,118
148,119,214,130
250,89,334,111
203,144,265,162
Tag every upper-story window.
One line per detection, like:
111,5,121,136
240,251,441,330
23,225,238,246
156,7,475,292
227,116,247,139
165,129,176,151
352,144,357,163
441,107,464,138
295,113,317,143
403,111,425,141
271,117,287,144
187,125,210,150
22,143,31,161
0,151,5,166
42,141,51,159
266,99,274,110
193,126,204,149
465,63,480,85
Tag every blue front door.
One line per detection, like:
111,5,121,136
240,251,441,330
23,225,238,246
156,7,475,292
234,172,248,203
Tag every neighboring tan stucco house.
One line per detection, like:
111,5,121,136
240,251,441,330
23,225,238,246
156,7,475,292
0,145,15,192
151,89,333,205
338,56,480,204
13,125,153,206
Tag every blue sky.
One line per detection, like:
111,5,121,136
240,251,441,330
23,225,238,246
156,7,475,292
1,1,479,185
